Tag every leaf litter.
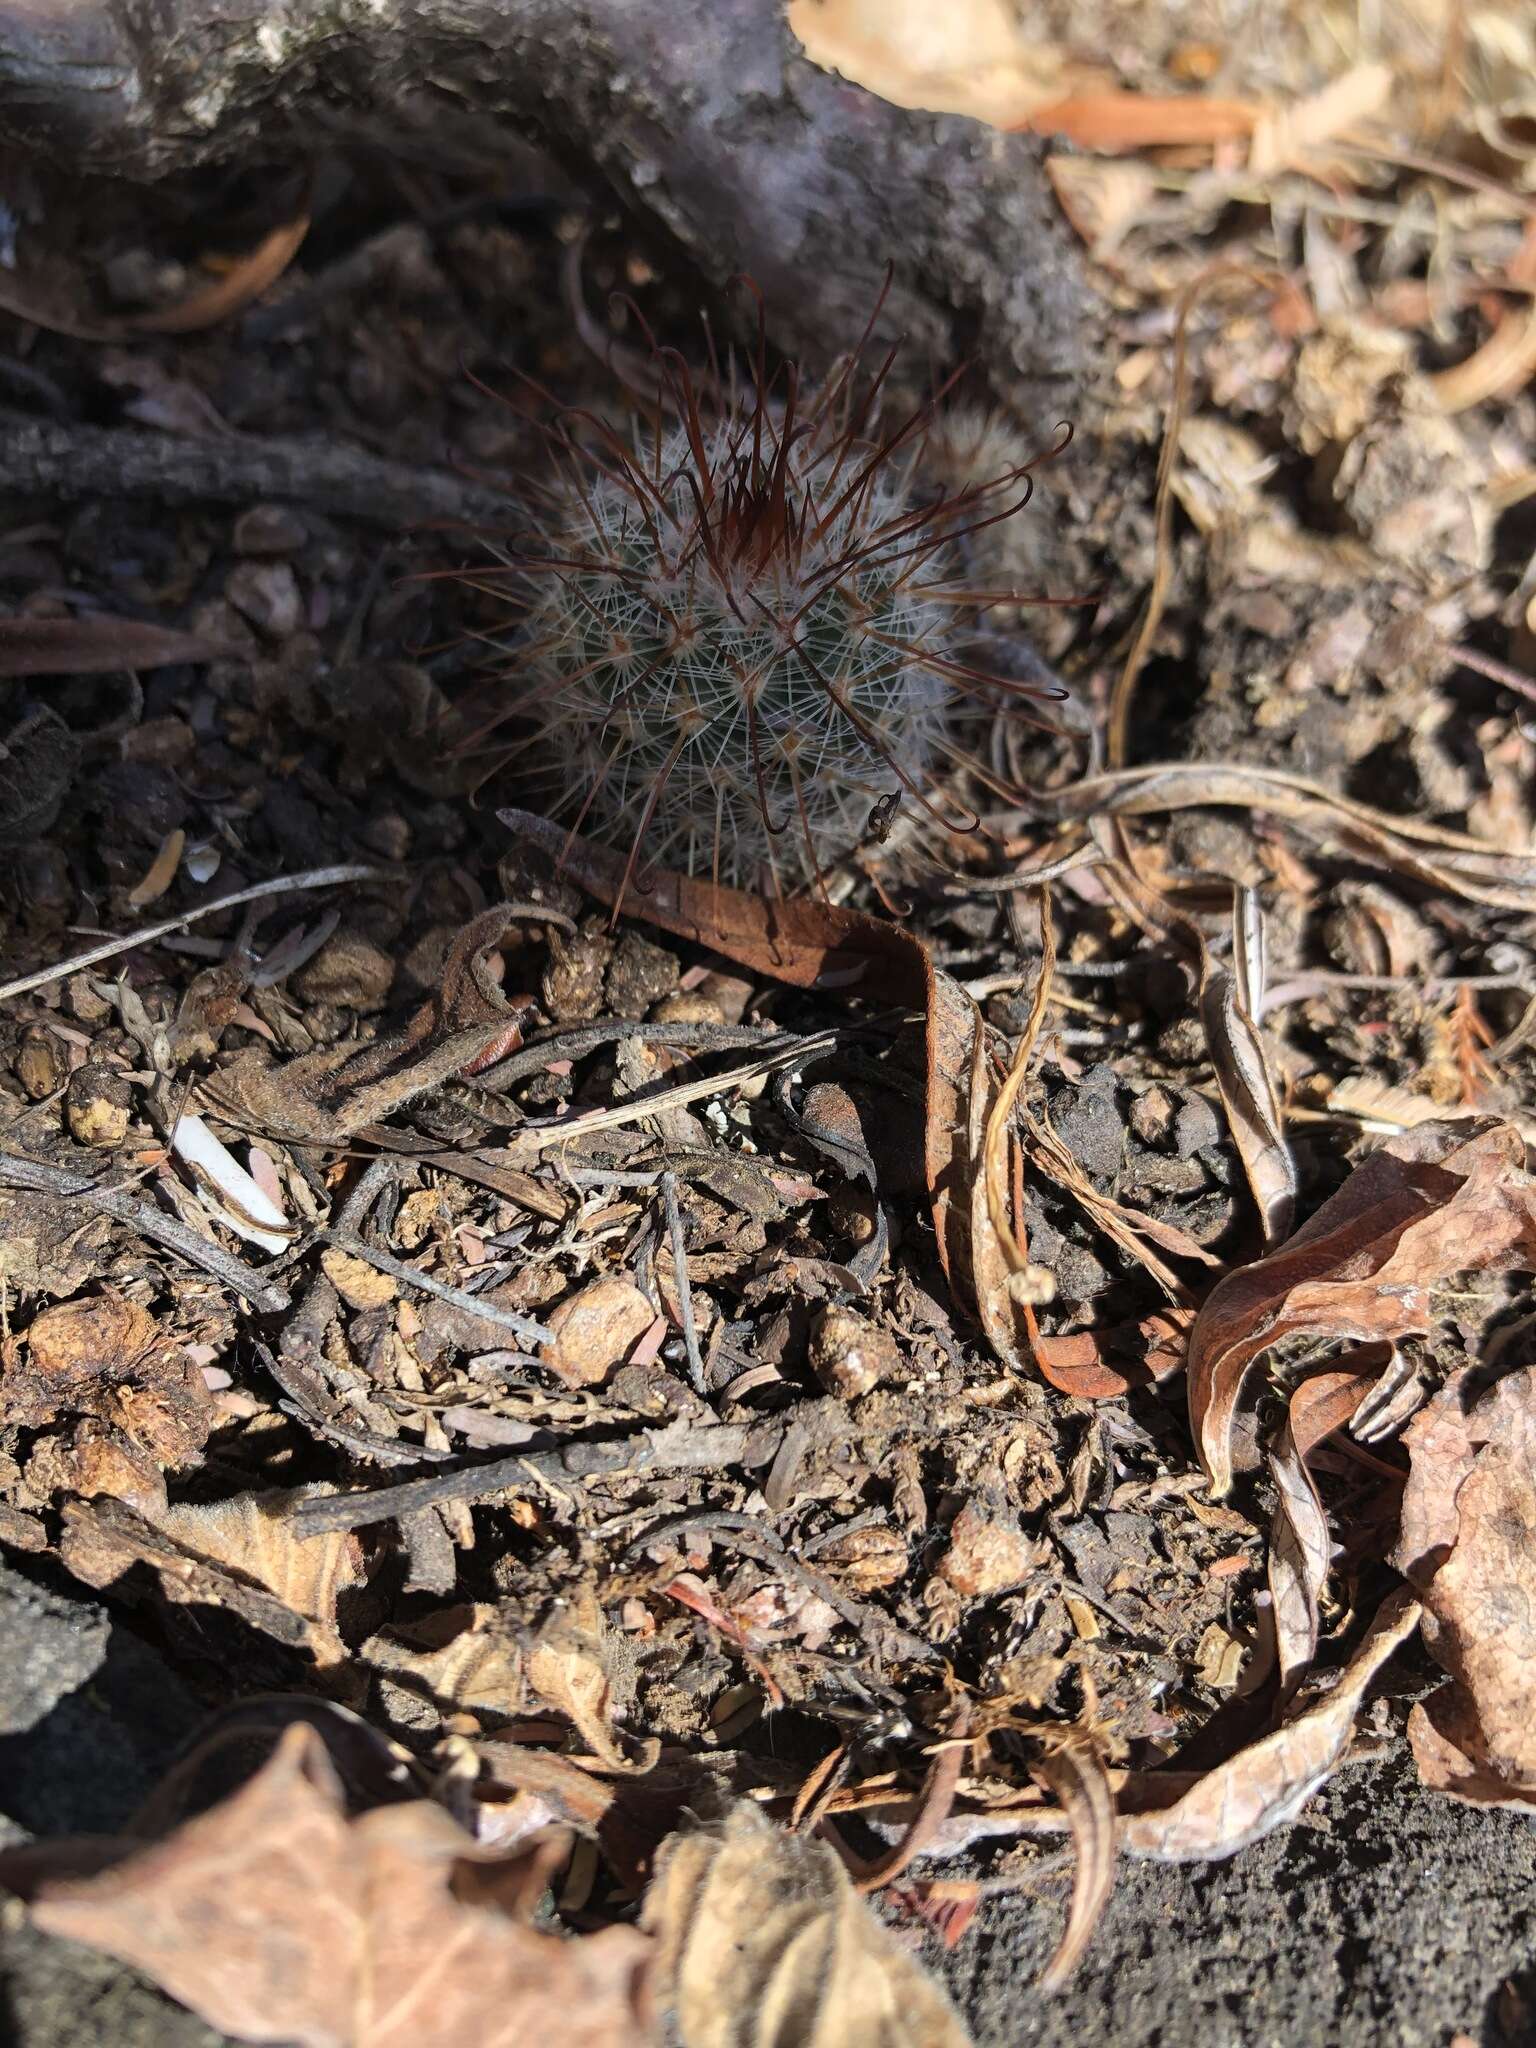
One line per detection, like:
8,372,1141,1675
7,32,1536,2039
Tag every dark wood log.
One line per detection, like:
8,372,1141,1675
0,0,1100,406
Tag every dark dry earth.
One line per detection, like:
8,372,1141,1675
4,1558,1536,2048
3,138,1536,2048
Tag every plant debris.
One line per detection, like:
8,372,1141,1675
6,19,1536,2037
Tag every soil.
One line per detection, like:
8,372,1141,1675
4,1559,1536,2046
2,130,1536,2048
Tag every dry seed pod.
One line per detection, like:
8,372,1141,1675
66,1063,131,1148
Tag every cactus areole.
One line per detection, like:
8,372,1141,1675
504,291,1071,900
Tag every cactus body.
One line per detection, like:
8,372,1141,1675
503,331,1065,893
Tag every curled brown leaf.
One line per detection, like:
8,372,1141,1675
9,1721,648,2048
1188,1119,1536,1494
1116,1586,1420,1860
1394,1364,1536,1806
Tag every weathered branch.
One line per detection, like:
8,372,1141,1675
0,418,514,530
0,0,1100,407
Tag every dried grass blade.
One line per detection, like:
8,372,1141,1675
1199,891,1296,1248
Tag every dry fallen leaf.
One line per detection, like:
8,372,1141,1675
642,1800,972,2048
0,211,310,342
1051,763,1536,914
362,1603,528,1723
59,1486,366,1663
1245,62,1393,176
1394,1364,1536,1806
1115,1587,1421,1861
0,614,237,677
501,808,924,1003
847,1590,1418,1870
528,1588,661,1773
785,0,1084,129
1188,1119,1536,1493
10,1721,648,2048
203,904,544,1143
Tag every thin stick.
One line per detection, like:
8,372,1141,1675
0,863,393,1003
0,1149,290,1312
317,1227,553,1348
659,1170,706,1395
288,1417,760,1535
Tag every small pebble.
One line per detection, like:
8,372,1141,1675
292,929,396,1011
233,504,307,557
808,1304,899,1399
225,560,303,640
542,1276,657,1387
938,1496,1050,1598
650,990,725,1026
15,1026,67,1102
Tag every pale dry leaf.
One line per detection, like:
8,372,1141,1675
1246,63,1393,176
1393,1365,1536,1805
1042,158,1156,254
59,1486,365,1663
1115,1586,1421,1860
1188,1119,1536,1494
785,0,1082,128
1267,1415,1331,1696
362,1603,527,1721
642,1801,971,2048
0,614,236,676
22,1722,649,2048
528,1588,659,1773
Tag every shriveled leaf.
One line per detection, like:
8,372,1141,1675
0,614,236,677
1030,1736,1116,1988
1198,891,1295,1248
1267,1414,1331,1697
4,1292,213,1466
1393,1365,1536,1806
501,808,925,1003
362,1603,527,1721
0,213,309,342
1115,1587,1421,1860
13,1722,648,2048
1050,763,1536,913
1189,1119,1536,1493
528,1588,660,1773
59,1487,366,1663
131,214,311,335
642,1801,971,2048
202,904,543,1142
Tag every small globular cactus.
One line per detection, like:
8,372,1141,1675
490,296,1068,897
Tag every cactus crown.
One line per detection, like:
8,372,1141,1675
480,291,1069,901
